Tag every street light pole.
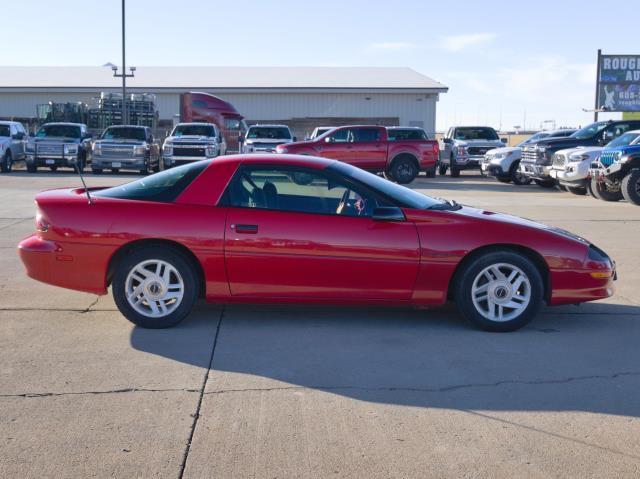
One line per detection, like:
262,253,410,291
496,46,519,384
112,0,135,125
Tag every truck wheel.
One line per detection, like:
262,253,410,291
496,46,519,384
425,166,436,178
534,179,556,188
438,163,448,175
49,166,58,172
27,163,37,173
390,155,418,184
621,170,640,205
567,186,587,196
510,162,531,185
112,168,120,174
591,177,622,202
92,168,103,174
1,151,12,173
586,180,598,198
112,246,199,329
454,250,544,332
449,166,460,178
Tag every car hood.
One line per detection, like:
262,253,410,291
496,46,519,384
167,135,215,142
524,136,585,149
487,146,520,155
96,140,145,145
555,146,602,156
602,144,640,154
455,139,504,147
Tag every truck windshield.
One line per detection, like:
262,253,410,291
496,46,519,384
454,128,498,141
570,121,608,139
101,127,146,141
328,162,446,210
36,124,81,139
247,127,292,140
607,132,640,148
173,124,216,137
0,125,10,137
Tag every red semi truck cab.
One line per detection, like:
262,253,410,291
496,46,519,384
276,125,439,183
180,92,247,152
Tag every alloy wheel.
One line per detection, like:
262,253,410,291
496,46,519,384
125,259,184,318
471,263,531,322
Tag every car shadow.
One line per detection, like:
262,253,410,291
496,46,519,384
130,301,640,418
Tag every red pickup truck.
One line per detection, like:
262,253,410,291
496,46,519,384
275,126,439,183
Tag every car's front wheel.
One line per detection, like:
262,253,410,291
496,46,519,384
1,151,12,173
112,246,199,328
510,162,531,185
454,251,544,332
621,169,640,206
591,177,622,202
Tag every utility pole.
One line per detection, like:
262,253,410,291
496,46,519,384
594,49,602,122
111,0,135,125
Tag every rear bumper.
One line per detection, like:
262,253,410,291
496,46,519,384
18,235,110,295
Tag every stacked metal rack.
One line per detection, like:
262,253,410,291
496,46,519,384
87,92,159,129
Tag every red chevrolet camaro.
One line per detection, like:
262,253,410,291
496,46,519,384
18,155,615,331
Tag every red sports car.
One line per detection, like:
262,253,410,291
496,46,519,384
18,155,615,331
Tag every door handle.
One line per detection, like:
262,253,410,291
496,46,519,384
232,224,259,234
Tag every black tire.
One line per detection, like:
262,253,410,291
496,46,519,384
49,166,58,172
1,151,12,173
586,179,598,198
454,250,544,332
621,170,640,206
112,246,199,329
112,168,120,173
449,155,460,178
497,177,511,183
534,179,556,188
591,177,622,202
27,163,37,173
438,163,448,175
390,155,418,184
567,185,587,196
425,166,436,178
92,168,103,174
510,162,531,185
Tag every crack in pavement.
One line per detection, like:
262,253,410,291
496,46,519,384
0,217,33,230
0,387,200,399
202,370,640,397
178,306,225,479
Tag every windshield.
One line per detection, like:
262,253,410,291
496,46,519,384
172,124,216,137
453,127,499,141
0,125,10,137
94,161,208,203
517,132,549,147
570,121,608,139
101,127,146,141
247,127,291,140
607,132,640,148
36,124,81,139
328,162,445,209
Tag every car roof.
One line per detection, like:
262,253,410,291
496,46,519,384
0,120,18,125
387,126,425,130
106,125,146,129
176,122,215,126
248,124,291,128
41,122,85,127
453,125,496,129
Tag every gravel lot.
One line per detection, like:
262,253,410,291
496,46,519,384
1,169,639,478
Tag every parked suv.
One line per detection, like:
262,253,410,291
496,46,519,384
520,119,640,187
482,129,576,185
92,125,160,174
26,122,92,173
162,122,225,168
241,124,295,153
440,126,505,177
276,125,439,183
0,121,28,173
590,130,640,205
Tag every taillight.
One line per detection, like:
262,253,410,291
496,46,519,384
36,211,49,233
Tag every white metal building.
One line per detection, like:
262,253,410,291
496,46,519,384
0,66,447,136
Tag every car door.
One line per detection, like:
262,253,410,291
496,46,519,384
347,127,387,170
315,127,351,161
222,165,420,300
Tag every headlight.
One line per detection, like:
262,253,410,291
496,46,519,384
64,145,78,155
163,144,173,155
568,153,589,162
26,143,35,152
206,144,217,156
134,145,147,156
93,143,102,155
493,153,506,160
277,147,287,154
456,146,467,155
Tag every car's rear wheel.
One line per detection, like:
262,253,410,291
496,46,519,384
534,179,556,188
1,151,12,173
591,177,622,201
454,251,544,332
497,177,511,183
621,170,640,206
49,166,58,172
112,168,120,173
390,155,418,184
27,163,37,173
112,247,199,328
92,168,103,174
425,166,436,178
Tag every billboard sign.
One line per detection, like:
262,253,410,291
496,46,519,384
597,54,640,112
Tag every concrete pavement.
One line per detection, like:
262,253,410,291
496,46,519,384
1,170,639,478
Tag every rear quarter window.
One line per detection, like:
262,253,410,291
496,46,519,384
388,129,428,141
94,161,208,203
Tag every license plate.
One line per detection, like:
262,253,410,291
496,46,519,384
112,162,122,168
46,159,54,165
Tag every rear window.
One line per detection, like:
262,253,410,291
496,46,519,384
388,129,428,141
94,161,208,203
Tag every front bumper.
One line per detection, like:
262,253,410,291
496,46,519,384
454,157,482,169
481,161,510,179
27,154,78,168
92,156,147,170
591,161,623,180
549,161,590,186
520,162,553,180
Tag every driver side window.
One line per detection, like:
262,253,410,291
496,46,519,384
225,166,384,217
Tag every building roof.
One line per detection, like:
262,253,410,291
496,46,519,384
0,66,448,93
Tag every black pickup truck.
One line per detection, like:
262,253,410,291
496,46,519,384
520,119,640,187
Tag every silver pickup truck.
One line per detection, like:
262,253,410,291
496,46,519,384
91,125,161,174
162,122,225,168
439,126,506,177
0,121,28,173
26,122,92,173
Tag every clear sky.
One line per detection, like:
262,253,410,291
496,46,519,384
6,0,633,131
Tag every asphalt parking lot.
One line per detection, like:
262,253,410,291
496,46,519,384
1,169,639,478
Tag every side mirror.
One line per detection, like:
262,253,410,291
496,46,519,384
443,138,452,144
501,138,508,144
325,136,333,143
372,206,405,222
293,136,297,142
